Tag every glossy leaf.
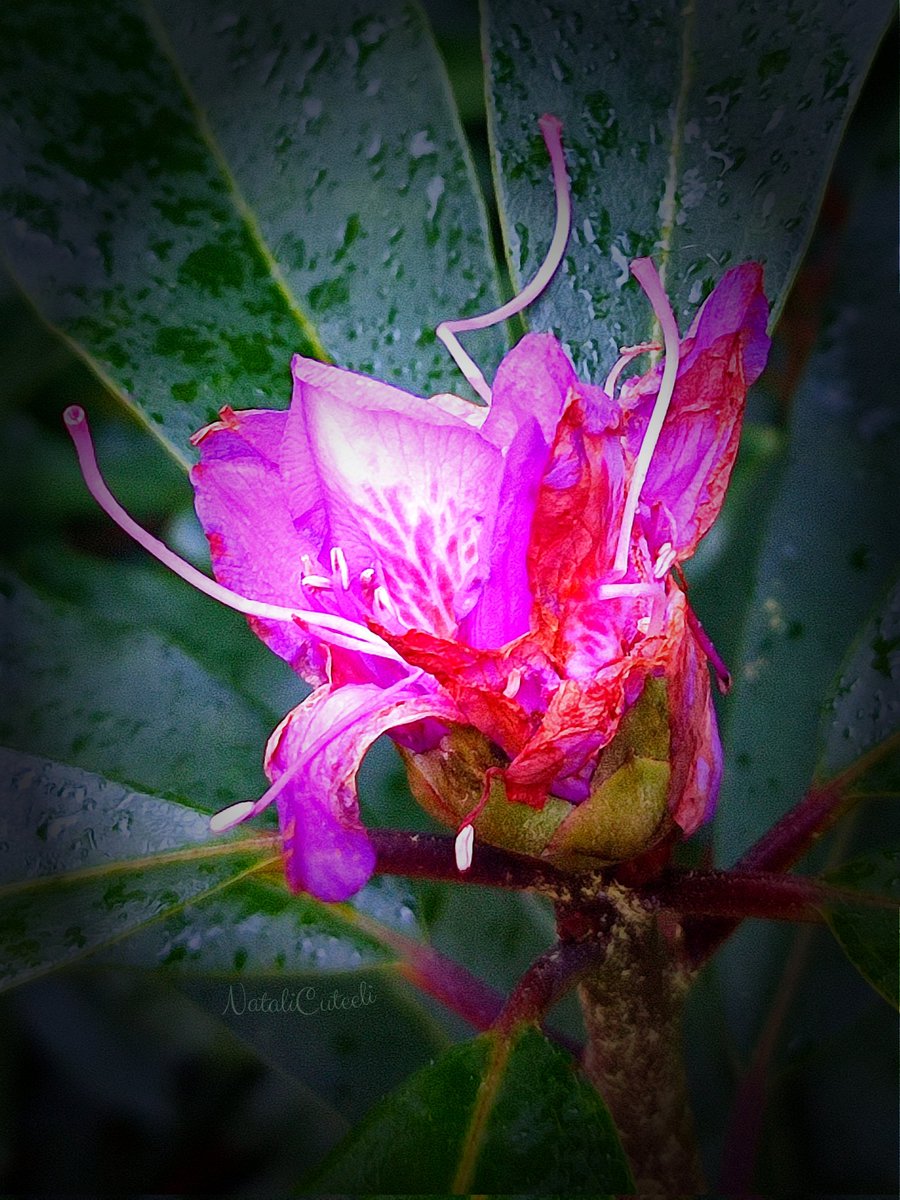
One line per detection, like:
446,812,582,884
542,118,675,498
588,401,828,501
0,748,273,990
305,1025,632,1192
824,849,900,1009
0,748,426,993
716,171,900,866
483,0,891,376
0,568,272,808
0,0,503,460
817,574,900,794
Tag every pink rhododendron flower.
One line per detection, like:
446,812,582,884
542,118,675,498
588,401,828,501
65,116,770,902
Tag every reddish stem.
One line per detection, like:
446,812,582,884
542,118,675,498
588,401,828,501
495,934,613,1038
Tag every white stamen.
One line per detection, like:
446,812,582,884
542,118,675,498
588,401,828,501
612,258,681,577
435,114,571,403
302,574,333,590
603,341,662,396
330,546,350,590
63,405,404,664
360,567,376,585
636,616,651,634
455,823,475,872
653,541,676,578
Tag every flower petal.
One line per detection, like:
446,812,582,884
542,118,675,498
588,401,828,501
665,592,723,833
265,680,459,900
460,334,575,648
290,369,503,637
527,391,626,661
190,408,326,681
620,264,770,561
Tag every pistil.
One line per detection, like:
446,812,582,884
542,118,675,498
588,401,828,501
435,114,571,403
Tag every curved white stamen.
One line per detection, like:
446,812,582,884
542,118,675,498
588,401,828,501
612,258,681,577
330,546,350,591
603,341,662,396
373,585,400,623
435,113,571,403
63,405,403,663
360,567,376,585
455,823,475,872
302,574,332,590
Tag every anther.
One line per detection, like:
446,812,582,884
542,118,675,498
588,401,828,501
209,800,255,833
330,546,350,591
302,574,333,590
502,668,523,699
455,823,475,872
435,114,571,404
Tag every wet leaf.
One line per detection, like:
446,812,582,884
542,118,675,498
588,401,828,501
305,1025,632,1192
823,848,900,1009
0,0,502,459
817,575,900,794
0,749,421,992
0,568,273,808
484,0,891,375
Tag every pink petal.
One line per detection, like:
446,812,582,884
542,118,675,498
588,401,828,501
460,334,576,648
291,371,503,637
265,680,459,901
190,409,326,681
665,591,723,833
620,264,770,561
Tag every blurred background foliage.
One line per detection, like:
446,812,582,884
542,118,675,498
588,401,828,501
0,0,897,1192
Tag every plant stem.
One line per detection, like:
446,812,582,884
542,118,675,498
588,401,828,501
576,892,705,1196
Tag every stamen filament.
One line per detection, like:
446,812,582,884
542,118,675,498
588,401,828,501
612,258,681,576
63,405,403,663
435,113,571,403
603,340,662,396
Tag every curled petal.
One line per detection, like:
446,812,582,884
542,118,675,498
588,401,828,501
265,680,459,901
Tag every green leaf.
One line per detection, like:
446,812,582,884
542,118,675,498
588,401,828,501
305,1025,633,1192
823,849,900,1009
817,574,900,794
0,748,425,992
0,0,503,459
716,171,900,867
0,748,275,990
483,0,891,374
0,568,273,807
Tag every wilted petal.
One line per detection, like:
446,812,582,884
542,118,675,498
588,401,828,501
665,591,723,834
190,408,326,680
619,264,770,562
265,680,460,901
528,392,626,660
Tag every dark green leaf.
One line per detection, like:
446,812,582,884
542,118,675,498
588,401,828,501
0,568,273,807
0,748,274,990
0,0,502,459
716,171,900,867
305,1025,632,1192
817,575,900,793
824,848,900,1008
0,748,425,992
484,0,891,375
